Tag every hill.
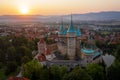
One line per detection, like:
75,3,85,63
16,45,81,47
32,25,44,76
0,11,120,23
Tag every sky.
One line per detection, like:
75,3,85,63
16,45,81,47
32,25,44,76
0,0,120,15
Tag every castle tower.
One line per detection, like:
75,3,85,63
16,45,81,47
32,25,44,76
67,15,76,60
38,38,46,55
59,18,64,35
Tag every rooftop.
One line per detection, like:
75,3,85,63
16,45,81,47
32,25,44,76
81,48,94,54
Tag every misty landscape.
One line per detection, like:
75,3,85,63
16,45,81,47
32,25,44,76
0,11,120,23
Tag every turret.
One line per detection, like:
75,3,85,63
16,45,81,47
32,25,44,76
76,27,81,36
59,17,67,35
67,15,76,60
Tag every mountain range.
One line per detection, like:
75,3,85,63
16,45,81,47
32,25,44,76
0,11,120,23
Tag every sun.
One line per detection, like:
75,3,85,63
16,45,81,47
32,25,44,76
20,8,29,15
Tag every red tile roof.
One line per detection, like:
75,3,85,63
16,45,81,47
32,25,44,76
37,54,46,62
110,42,117,44
39,38,45,44
8,77,30,80
45,48,51,55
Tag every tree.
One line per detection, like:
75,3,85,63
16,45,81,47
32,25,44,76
27,40,35,51
17,46,31,57
108,62,120,80
5,61,18,75
0,35,35,76
86,63,104,80
22,60,43,80
0,49,5,64
49,65,60,80
38,67,50,80
60,65,68,79
33,38,39,50
12,36,28,47
0,70,6,80
108,44,120,80
115,45,120,61
21,56,31,64
0,37,12,52
63,66,92,80
16,46,31,65
6,46,16,61
95,40,104,49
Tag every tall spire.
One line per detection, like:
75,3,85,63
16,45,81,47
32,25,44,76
71,14,73,26
67,14,75,33
61,16,63,26
59,16,66,35
60,17,64,31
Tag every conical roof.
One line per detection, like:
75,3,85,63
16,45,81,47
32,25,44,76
76,27,81,36
59,18,67,35
67,15,76,33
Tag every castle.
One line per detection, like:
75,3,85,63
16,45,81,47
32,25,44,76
58,15,102,62
35,15,102,67
58,15,82,60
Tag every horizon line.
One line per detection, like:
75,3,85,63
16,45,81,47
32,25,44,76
0,10,120,16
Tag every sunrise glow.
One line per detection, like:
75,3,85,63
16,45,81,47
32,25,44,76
20,8,29,15
0,0,120,15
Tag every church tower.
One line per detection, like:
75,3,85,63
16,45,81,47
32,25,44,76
67,15,76,60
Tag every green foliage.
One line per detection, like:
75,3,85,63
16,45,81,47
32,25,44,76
21,56,31,64
95,40,104,49
107,44,120,80
22,62,68,80
38,67,50,80
0,37,12,52
22,60,42,79
17,46,31,58
86,63,105,80
0,70,6,80
22,60,49,80
108,61,120,80
115,45,120,61
63,66,92,80
33,38,39,50
6,46,16,61
5,61,18,75
0,35,35,76
59,66,68,79
0,49,5,63
44,36,56,44
95,39,119,54
49,65,60,80
22,62,107,80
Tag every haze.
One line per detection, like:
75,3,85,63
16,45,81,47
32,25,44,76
0,0,120,15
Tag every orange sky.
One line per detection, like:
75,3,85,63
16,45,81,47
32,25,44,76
0,0,120,15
